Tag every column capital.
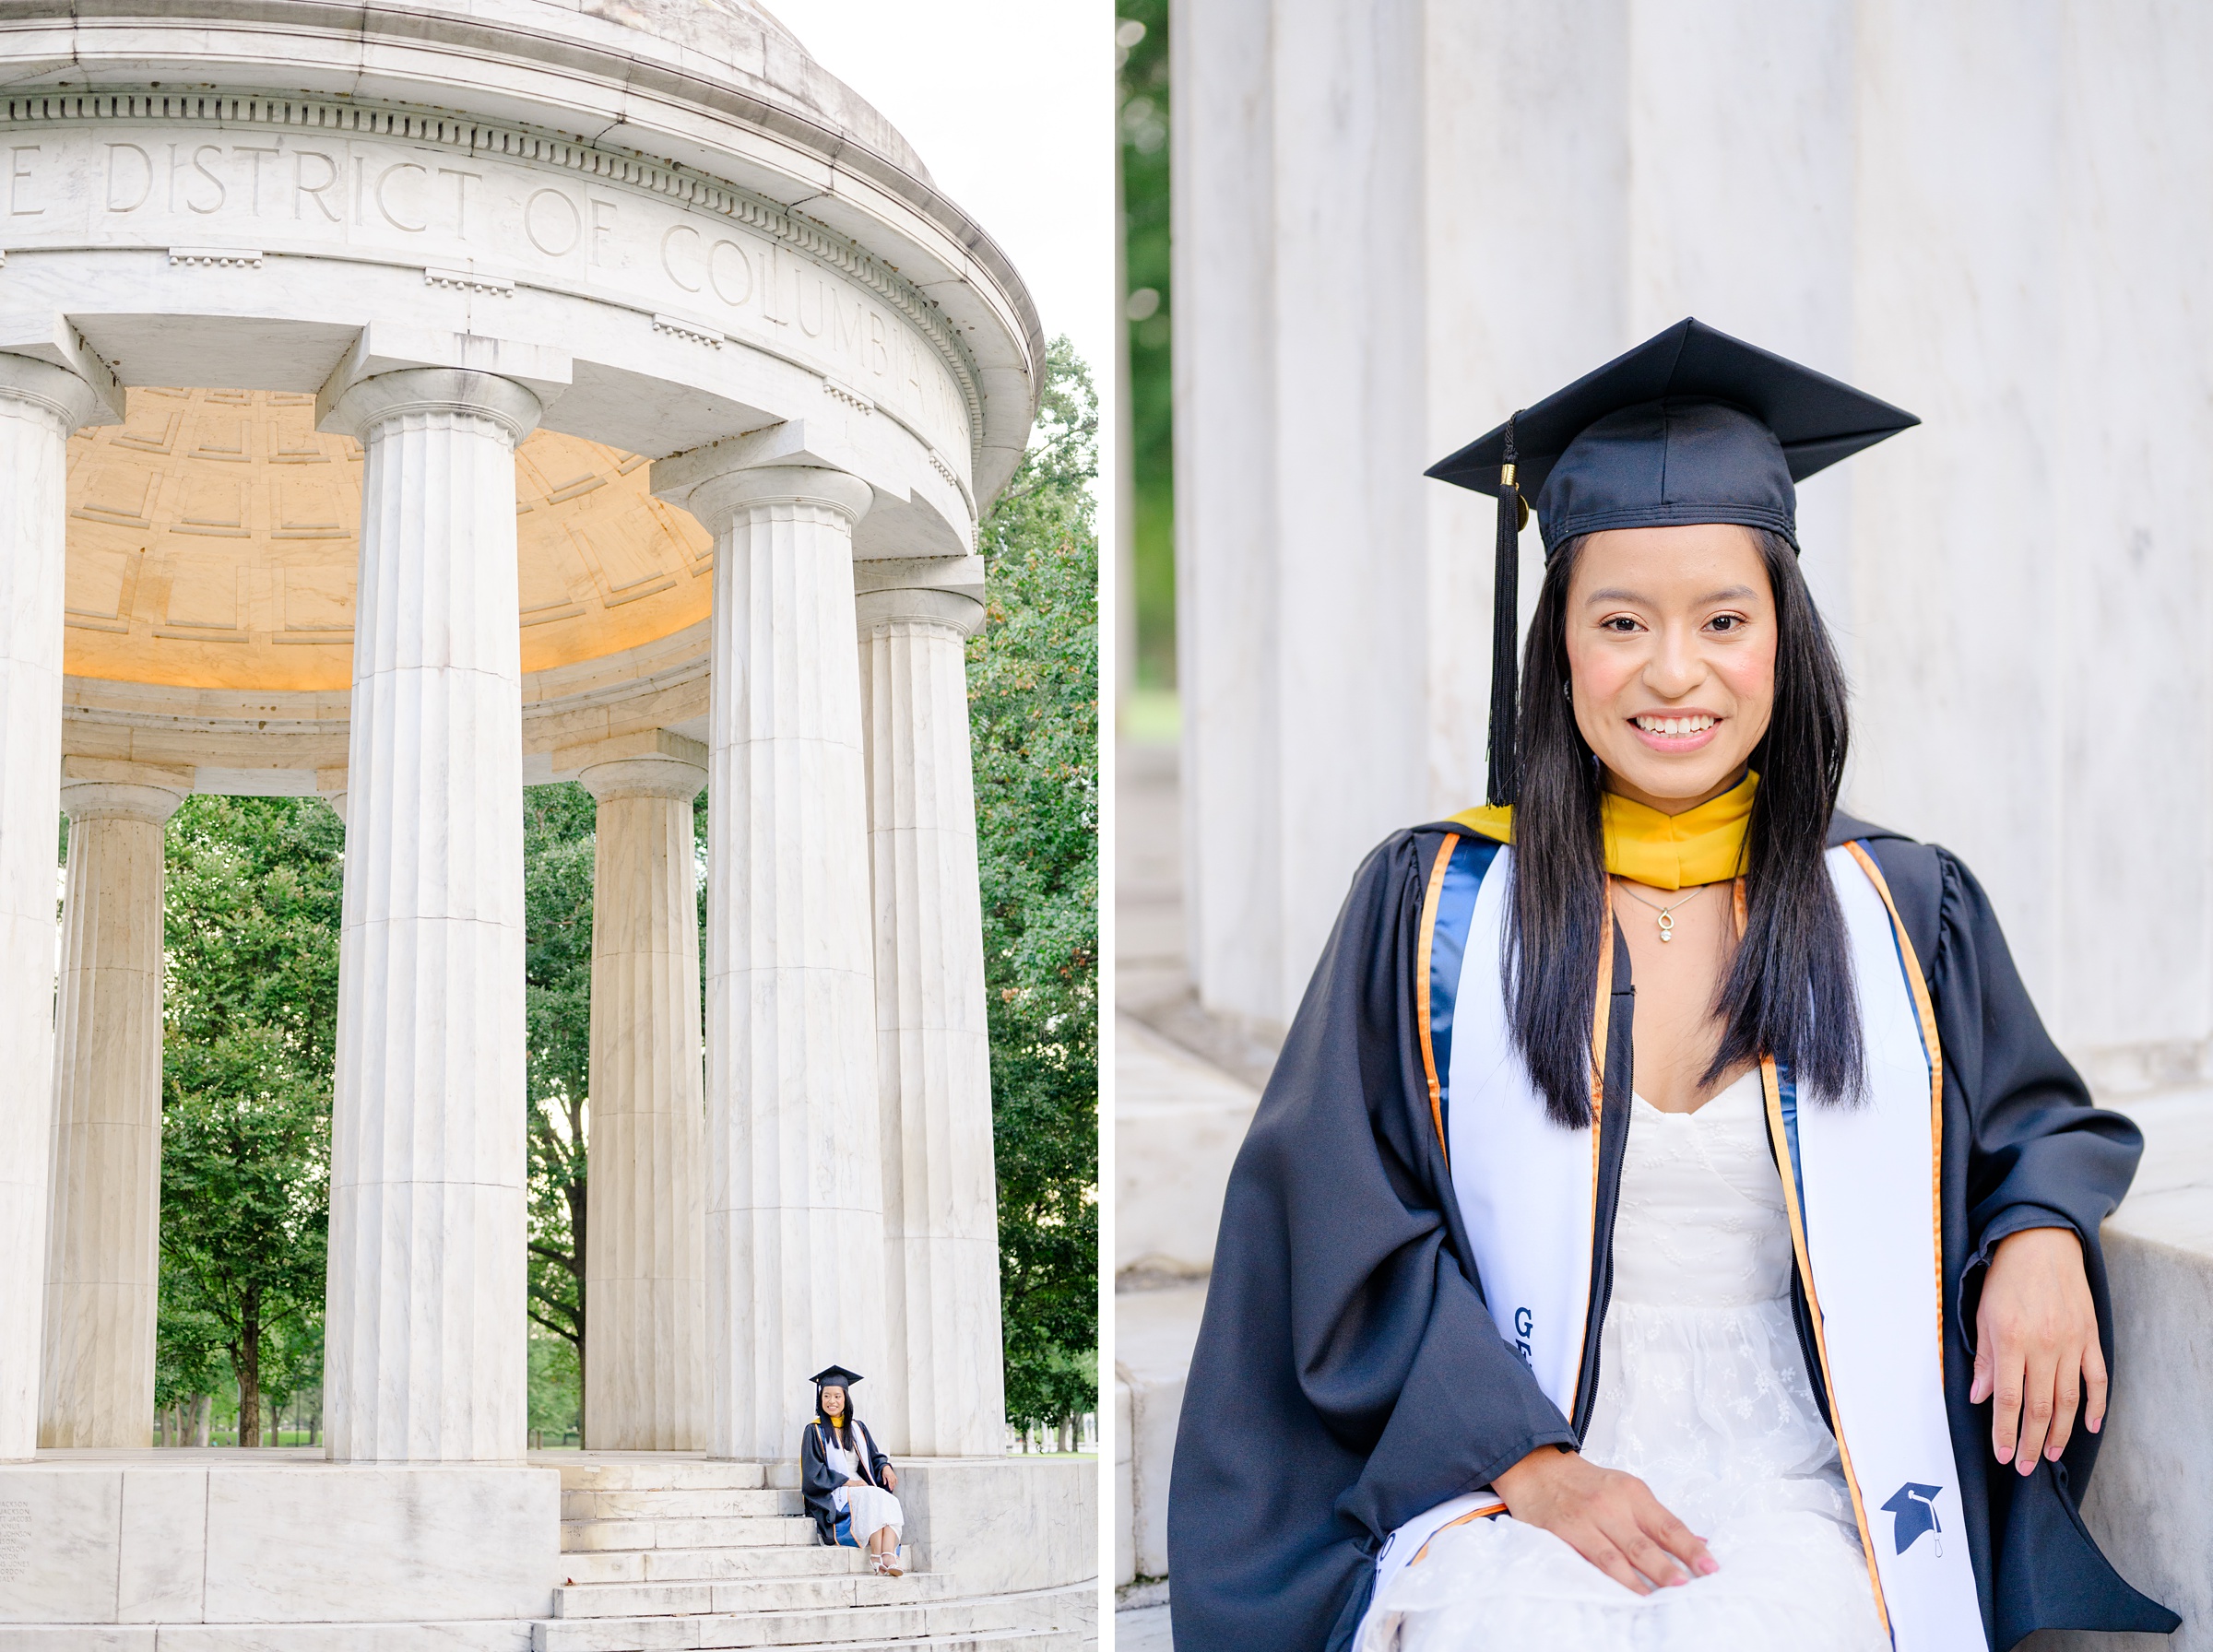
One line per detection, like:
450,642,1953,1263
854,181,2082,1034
652,451,874,533
578,753,708,805
0,350,119,434
318,366,545,447
855,586,985,639
58,780,187,827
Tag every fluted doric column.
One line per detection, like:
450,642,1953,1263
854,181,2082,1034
578,749,708,1451
320,368,542,1461
0,350,115,1461
858,574,1006,1456
40,774,189,1447
651,452,891,1460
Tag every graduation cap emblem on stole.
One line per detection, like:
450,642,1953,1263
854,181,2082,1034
1882,1481,1945,1556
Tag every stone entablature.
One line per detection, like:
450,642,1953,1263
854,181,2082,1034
0,93,981,474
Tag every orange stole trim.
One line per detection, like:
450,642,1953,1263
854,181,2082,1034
1415,833,1460,1162
1589,884,1615,1111
1562,888,1616,1426
1759,1055,1890,1638
1844,839,1948,1376
1737,877,1888,1634
1409,1501,1509,1567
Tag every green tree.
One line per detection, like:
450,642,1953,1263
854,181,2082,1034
255,1310,324,1443
522,782,598,1435
971,337,1101,1434
160,796,342,1446
528,1328,584,1445
152,1262,226,1441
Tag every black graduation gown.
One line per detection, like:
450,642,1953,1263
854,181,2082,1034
1166,813,2179,1652
800,1417,894,1546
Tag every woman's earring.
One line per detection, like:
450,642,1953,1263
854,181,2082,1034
1563,681,1572,702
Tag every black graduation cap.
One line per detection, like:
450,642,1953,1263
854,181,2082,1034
810,1363,865,1392
1425,317,1919,806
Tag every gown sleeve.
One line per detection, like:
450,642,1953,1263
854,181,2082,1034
863,1422,894,1488
1166,832,1578,1652
799,1422,839,1545
1919,848,2145,1328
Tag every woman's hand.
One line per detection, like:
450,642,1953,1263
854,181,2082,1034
846,1476,865,1486
1494,1446,1716,1594
884,1466,898,1492
1972,1225,2104,1475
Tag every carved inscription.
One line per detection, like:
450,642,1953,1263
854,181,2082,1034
6,125,973,457
0,1500,28,1584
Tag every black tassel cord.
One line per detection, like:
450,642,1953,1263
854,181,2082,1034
1486,413,1525,807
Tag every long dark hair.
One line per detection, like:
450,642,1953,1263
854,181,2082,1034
1506,527,1862,1127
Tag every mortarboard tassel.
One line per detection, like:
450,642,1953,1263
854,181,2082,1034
1486,412,1526,807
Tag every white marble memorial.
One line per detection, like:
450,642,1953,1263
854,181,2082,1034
0,0,1058,1635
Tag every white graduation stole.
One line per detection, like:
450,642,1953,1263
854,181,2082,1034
1371,842,1986,1652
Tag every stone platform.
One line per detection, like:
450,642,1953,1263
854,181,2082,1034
0,1449,557,1629
0,1452,1097,1651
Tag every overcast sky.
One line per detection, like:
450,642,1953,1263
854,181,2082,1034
766,0,1117,400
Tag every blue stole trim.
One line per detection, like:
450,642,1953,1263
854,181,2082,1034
1774,1056,1807,1218
1426,836,1500,1143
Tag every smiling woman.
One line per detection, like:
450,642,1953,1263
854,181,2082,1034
1166,319,2178,1652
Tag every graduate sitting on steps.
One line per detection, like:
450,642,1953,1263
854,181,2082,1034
799,1363,905,1576
1168,320,2180,1652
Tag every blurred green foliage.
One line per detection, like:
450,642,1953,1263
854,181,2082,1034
1120,1,1174,689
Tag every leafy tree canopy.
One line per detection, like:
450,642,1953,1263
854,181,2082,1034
159,796,341,1446
971,336,1102,1432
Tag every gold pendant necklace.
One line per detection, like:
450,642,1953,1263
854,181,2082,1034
1615,879,1709,943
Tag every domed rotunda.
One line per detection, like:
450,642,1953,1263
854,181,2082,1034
0,3,1086,1641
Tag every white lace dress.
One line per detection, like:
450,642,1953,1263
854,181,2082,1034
825,1439,904,1545
1360,1071,1889,1652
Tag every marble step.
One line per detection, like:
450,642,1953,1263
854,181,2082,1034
563,1487,799,1520
561,1545,873,1585
531,1583,1095,1652
534,1633,1074,1652
553,1570,957,1618
0,1623,536,1651
562,1515,819,1552
551,1460,770,1493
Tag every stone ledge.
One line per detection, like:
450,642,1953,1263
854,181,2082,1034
0,1457,559,1625
2031,1090,2213,1652
1114,1285,1206,1587
1115,1016,1258,1279
893,1458,1098,1596
0,1626,533,1650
